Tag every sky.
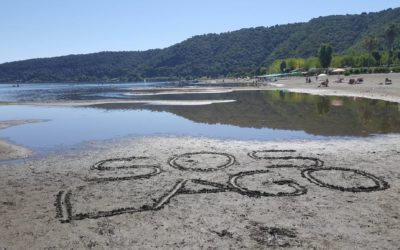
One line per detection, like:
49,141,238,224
0,0,399,63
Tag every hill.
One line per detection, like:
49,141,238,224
0,8,399,83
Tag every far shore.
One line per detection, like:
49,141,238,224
266,73,400,104
198,72,400,104
1,73,400,107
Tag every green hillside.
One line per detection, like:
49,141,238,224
0,8,399,83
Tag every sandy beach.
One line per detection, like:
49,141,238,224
1,73,400,249
0,135,399,249
271,73,400,104
194,73,400,104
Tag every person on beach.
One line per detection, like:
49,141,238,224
318,79,329,87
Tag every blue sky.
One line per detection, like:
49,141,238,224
0,0,399,63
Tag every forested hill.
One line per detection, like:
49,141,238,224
1,7,399,83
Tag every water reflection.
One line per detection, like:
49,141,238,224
317,97,330,115
0,105,321,152
1,89,400,154
89,90,400,137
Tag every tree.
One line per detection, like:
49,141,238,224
384,24,399,64
318,44,333,69
384,24,398,52
363,35,378,67
287,59,297,71
372,51,381,66
363,35,378,53
280,61,287,73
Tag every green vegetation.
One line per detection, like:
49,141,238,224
268,20,400,74
0,8,400,82
280,61,287,73
268,23,400,74
318,44,333,68
268,50,400,74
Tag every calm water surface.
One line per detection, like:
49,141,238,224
1,83,400,155
0,82,171,101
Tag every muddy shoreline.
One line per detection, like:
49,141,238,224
1,135,399,249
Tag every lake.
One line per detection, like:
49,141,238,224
1,83,400,155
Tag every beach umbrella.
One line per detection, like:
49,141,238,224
332,68,345,73
318,74,327,77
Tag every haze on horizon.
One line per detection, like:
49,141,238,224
1,0,399,64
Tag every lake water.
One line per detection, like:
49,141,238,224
0,82,171,101
1,83,400,155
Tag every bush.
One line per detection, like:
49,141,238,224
391,67,400,73
373,67,390,73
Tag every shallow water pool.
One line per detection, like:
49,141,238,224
1,87,400,155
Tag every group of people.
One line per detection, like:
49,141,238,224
318,79,329,87
307,74,394,86
306,75,329,87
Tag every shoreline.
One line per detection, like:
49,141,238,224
272,73,400,104
1,73,399,107
201,73,400,104
0,119,48,161
0,140,31,161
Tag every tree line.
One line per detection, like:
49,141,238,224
266,23,400,74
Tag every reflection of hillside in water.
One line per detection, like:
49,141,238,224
90,91,400,137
